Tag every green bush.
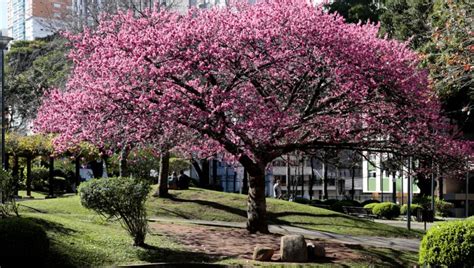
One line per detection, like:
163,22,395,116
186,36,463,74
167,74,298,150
400,204,423,215
294,197,310,204
435,199,454,217
372,202,400,219
79,177,151,246
31,166,49,191
419,220,474,267
361,199,380,206
0,170,18,217
363,203,378,213
467,216,474,221
0,217,49,266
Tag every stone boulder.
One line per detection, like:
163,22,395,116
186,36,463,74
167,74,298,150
280,235,308,262
307,242,326,260
252,245,274,261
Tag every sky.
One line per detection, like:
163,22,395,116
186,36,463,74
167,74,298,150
0,0,7,31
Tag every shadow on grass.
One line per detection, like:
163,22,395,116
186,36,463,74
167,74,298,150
168,195,247,218
28,217,76,235
347,244,418,267
136,244,232,264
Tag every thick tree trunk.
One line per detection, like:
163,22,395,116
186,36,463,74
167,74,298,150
154,151,170,197
241,168,249,194
247,165,269,234
75,157,80,190
47,156,55,198
309,157,315,201
200,159,210,187
212,159,218,186
351,166,355,200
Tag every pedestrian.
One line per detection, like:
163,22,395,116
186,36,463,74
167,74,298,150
273,179,283,199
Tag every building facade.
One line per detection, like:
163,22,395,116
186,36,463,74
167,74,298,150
7,0,71,41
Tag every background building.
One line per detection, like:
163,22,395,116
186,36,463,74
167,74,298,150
7,0,71,41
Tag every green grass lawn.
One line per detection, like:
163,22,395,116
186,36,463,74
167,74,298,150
12,188,420,267
147,187,423,238
17,197,216,267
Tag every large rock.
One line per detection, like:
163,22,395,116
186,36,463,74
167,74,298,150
280,235,308,262
252,245,274,261
307,242,326,260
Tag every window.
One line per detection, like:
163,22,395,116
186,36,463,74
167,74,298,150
53,3,61,8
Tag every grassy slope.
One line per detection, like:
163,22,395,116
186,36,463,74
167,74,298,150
17,197,212,267
147,187,423,238
15,191,419,267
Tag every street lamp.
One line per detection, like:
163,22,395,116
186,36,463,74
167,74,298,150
0,34,13,170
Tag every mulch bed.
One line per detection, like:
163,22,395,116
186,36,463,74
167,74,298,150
150,222,364,264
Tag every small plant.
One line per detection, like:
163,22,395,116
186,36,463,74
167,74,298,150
435,199,454,217
0,217,49,266
372,202,400,219
419,220,474,267
79,177,151,246
400,204,423,215
0,169,19,217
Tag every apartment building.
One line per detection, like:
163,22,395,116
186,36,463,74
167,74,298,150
7,0,71,40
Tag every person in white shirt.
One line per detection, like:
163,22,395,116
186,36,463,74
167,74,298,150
273,179,283,199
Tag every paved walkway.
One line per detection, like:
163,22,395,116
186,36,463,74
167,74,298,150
149,217,420,252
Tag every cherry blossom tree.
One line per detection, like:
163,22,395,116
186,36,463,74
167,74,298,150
36,0,472,233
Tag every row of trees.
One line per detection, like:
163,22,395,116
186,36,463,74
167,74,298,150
34,0,472,233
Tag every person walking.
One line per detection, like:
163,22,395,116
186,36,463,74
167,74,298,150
273,179,283,199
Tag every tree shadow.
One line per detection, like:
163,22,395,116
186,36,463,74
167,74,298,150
345,244,417,267
168,195,247,218
136,243,233,265
27,217,76,235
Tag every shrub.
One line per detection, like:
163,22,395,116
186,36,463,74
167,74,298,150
0,170,18,217
361,199,380,206
79,177,151,246
0,217,49,266
363,203,378,213
419,220,474,267
372,202,400,219
435,199,454,217
467,216,474,221
330,200,361,213
400,204,423,215
31,166,50,191
294,197,310,204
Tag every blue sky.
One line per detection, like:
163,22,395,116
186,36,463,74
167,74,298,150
0,0,7,30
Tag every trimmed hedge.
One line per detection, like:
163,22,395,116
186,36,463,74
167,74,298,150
330,200,361,213
400,204,423,215
0,217,49,266
419,220,474,267
372,202,400,219
361,199,380,206
363,203,378,213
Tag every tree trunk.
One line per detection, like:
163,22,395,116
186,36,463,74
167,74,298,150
26,156,32,197
212,159,218,186
200,159,210,187
154,150,170,197
12,155,19,196
75,157,80,190
246,165,269,234
241,168,248,194
309,156,315,201
323,160,328,200
119,146,129,177
48,156,55,198
351,166,355,200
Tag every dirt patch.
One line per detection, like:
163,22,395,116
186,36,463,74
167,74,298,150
150,222,363,264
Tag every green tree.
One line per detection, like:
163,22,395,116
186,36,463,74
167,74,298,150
379,0,433,49
422,0,473,137
327,0,381,24
5,35,70,131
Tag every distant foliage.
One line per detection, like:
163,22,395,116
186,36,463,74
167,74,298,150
435,199,454,217
361,199,380,206
419,220,474,267
372,202,400,219
79,177,151,246
400,204,423,215
363,203,378,213
0,169,19,217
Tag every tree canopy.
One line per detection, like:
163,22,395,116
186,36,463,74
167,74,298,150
36,0,471,233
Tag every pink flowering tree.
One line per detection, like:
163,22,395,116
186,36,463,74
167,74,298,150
36,0,471,233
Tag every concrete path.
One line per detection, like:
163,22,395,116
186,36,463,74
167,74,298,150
149,217,420,252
